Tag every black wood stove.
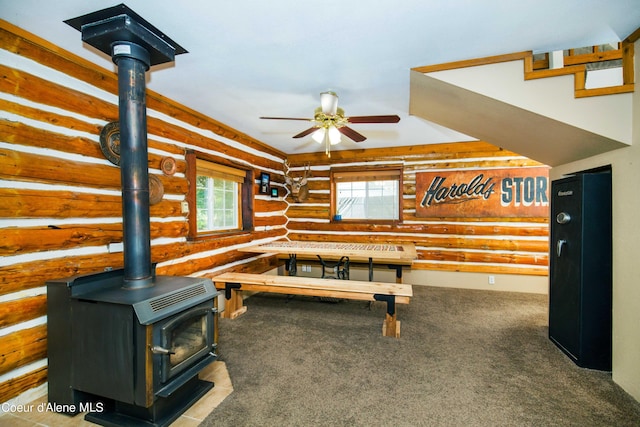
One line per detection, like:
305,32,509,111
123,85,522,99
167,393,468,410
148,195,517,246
47,268,219,426
46,5,219,426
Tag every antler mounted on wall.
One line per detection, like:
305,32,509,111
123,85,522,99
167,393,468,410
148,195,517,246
283,160,311,203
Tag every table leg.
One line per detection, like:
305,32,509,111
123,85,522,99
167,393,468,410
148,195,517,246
388,264,403,283
286,254,297,276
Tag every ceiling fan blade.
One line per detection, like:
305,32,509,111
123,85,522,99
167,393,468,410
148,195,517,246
346,115,401,124
260,116,312,121
338,126,367,143
292,127,319,139
320,91,339,115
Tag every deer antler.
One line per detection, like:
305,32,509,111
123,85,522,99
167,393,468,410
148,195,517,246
283,159,292,185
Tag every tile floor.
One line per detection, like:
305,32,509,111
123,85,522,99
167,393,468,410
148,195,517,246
0,361,232,427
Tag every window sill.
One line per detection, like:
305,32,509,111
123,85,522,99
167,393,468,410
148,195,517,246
189,229,251,242
331,219,401,225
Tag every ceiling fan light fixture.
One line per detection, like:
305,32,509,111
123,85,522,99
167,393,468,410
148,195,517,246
328,125,341,145
312,127,325,144
320,91,339,115
260,91,400,157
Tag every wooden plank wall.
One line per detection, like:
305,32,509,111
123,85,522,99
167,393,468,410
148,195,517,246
0,21,286,404
285,144,549,276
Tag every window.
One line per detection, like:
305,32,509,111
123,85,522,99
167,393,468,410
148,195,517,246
331,167,403,222
196,171,239,232
186,152,253,239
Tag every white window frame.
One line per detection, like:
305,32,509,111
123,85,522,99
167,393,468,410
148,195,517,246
331,167,403,223
195,159,245,234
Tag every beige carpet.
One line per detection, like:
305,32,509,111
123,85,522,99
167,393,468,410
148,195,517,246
204,285,640,426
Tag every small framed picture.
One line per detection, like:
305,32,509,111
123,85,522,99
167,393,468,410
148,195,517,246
259,172,270,194
270,187,279,198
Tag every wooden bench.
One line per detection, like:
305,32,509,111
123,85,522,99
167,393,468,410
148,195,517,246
213,272,413,338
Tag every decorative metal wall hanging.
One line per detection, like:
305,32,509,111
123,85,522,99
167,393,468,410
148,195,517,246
160,157,177,176
149,174,164,205
99,121,121,165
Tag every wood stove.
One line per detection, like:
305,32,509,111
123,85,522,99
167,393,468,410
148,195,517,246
47,5,219,426
47,268,219,426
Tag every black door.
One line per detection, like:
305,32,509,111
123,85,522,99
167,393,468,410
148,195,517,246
548,170,612,371
549,176,583,360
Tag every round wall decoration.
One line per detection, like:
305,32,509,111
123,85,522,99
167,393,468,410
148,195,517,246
149,174,164,205
160,157,177,176
99,121,121,165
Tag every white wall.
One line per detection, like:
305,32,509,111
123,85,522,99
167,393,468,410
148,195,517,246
404,270,548,294
429,60,633,145
548,38,640,402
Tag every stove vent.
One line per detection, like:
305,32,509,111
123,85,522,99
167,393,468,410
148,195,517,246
132,278,217,325
150,284,208,312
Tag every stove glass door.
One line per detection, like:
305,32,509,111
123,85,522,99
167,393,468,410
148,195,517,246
160,304,214,383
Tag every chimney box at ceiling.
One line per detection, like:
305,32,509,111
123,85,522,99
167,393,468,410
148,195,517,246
64,3,187,67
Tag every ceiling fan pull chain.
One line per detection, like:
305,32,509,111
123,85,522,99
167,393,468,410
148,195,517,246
324,130,331,157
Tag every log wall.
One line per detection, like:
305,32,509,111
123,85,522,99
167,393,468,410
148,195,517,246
0,20,549,405
284,144,549,276
0,21,286,404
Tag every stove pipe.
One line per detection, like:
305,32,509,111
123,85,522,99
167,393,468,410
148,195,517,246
64,4,188,289
113,42,153,288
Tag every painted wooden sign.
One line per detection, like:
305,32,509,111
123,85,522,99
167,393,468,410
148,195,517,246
415,167,549,218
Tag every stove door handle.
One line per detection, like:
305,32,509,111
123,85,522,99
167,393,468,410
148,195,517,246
150,345,175,355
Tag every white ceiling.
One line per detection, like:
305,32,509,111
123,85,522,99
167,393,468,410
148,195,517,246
3,0,639,156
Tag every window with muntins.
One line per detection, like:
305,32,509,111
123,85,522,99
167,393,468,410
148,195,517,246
186,152,253,239
331,167,403,222
196,173,239,232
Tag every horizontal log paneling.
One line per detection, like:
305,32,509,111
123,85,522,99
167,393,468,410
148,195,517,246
286,194,330,205
402,211,549,223
287,144,550,274
254,215,288,228
287,232,548,253
254,198,288,213
413,261,548,276
0,325,46,376
0,98,101,134
0,222,188,256
0,64,117,122
0,296,46,328
0,21,288,403
0,366,47,405
0,120,187,178
0,252,126,296
288,141,517,165
203,255,282,279
418,249,548,265
287,221,549,237
0,20,284,159
0,120,104,160
0,188,183,219
286,205,331,220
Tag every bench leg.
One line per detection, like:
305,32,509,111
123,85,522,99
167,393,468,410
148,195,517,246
382,313,401,338
374,294,401,338
220,282,247,319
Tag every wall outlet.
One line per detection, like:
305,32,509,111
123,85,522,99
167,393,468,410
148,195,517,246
181,201,189,214
488,275,495,285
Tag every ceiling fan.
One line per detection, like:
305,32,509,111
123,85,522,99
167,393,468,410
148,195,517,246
260,91,400,157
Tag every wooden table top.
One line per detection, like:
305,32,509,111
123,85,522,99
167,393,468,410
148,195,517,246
239,240,417,264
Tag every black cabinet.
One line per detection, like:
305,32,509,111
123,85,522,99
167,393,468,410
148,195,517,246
549,170,612,371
